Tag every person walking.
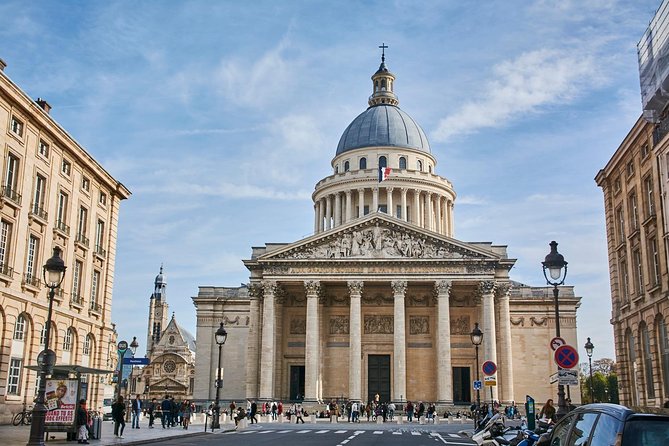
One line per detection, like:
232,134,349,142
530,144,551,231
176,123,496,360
296,405,305,423
161,395,172,428
182,400,192,429
131,394,142,429
539,399,557,423
250,400,258,424
147,398,157,428
112,396,126,438
76,399,90,444
406,401,414,422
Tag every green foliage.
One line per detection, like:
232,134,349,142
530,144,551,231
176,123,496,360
581,371,620,404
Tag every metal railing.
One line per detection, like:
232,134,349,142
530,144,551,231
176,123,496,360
0,262,14,278
22,273,41,288
94,244,106,258
89,302,101,313
55,220,70,235
1,185,22,206
76,233,89,247
30,203,48,221
70,294,84,306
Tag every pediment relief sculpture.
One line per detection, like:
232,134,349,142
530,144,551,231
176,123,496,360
273,222,488,260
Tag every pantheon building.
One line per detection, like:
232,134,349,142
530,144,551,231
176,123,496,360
193,56,581,408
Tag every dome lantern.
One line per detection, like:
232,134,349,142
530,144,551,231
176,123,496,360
368,43,399,107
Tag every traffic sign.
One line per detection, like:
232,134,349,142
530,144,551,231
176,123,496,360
550,337,566,351
554,345,579,369
482,360,497,376
549,372,559,384
123,357,150,365
117,340,128,355
484,376,497,387
473,380,482,390
558,369,579,386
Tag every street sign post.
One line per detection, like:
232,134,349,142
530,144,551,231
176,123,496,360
558,369,579,386
482,361,497,376
122,357,150,365
554,345,579,369
484,376,497,386
117,340,128,355
550,337,566,351
549,372,559,384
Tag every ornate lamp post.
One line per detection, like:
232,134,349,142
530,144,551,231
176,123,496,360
470,322,483,428
212,322,228,430
27,248,66,446
116,336,139,399
584,337,595,403
542,240,568,418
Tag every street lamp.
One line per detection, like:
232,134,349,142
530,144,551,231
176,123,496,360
584,337,595,403
27,247,66,446
470,322,483,429
542,240,568,418
212,322,228,430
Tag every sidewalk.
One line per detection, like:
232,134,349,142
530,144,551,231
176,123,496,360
0,419,212,446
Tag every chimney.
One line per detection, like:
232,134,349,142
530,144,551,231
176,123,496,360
0,59,6,72
36,98,51,114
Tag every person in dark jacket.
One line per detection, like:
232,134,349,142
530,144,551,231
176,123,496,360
249,400,258,424
111,396,126,438
76,399,89,444
161,395,172,428
148,398,157,428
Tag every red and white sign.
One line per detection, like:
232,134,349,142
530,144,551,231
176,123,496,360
554,345,579,369
550,337,566,351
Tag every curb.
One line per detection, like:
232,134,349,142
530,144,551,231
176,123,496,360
108,431,211,445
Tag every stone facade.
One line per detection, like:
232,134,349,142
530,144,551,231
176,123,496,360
596,116,669,407
0,60,130,422
192,57,581,409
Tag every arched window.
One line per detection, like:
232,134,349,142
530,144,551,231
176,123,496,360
334,166,339,174
641,323,655,398
417,160,423,172
656,318,669,396
379,156,387,168
359,157,367,170
14,314,26,340
39,325,47,346
428,165,433,173
381,79,387,91
399,157,407,169
344,161,350,172
83,334,92,356
63,328,74,352
374,80,379,92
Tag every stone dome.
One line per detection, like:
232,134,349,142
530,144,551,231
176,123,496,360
336,104,430,155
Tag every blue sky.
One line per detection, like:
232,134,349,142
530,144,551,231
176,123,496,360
0,0,661,362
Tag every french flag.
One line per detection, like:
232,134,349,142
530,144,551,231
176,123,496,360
378,166,392,182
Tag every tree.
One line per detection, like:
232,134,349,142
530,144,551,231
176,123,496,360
580,358,619,404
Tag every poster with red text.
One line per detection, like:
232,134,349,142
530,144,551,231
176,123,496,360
45,379,77,424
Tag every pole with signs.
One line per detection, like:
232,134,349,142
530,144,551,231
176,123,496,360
115,341,128,400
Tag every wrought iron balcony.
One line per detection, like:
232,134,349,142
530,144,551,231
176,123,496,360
55,220,70,235
94,244,107,258
76,233,89,247
29,203,48,221
22,273,41,288
1,185,22,206
70,293,84,307
0,262,14,279
89,302,101,313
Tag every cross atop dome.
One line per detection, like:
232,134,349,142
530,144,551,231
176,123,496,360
369,43,398,107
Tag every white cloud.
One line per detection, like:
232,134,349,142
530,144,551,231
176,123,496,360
432,49,601,141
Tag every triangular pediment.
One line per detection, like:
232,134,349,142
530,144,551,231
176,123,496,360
151,377,187,389
258,213,502,262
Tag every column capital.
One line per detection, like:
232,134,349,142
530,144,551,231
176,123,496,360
345,189,352,196
347,280,364,296
247,282,263,300
495,282,512,299
386,186,394,193
391,280,407,296
400,187,408,194
304,280,321,296
477,280,496,297
357,188,365,193
434,279,452,296
262,280,279,297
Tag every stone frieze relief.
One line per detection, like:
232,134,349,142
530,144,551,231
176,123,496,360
409,316,429,334
450,315,470,335
329,316,350,334
364,315,394,334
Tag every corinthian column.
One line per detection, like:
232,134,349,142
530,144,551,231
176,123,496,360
345,190,353,222
372,187,379,213
392,280,407,402
348,281,363,401
334,192,342,227
304,280,321,402
325,195,332,230
358,188,365,218
400,188,408,221
319,198,325,233
259,281,278,400
478,280,498,402
435,280,453,404
435,195,442,234
413,190,421,225
245,283,262,399
496,283,514,403
386,187,394,217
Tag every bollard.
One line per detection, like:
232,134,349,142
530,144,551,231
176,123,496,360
376,416,383,424
397,415,403,425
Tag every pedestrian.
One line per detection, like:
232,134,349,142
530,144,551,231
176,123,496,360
417,401,425,422
271,401,278,420
406,400,414,422
112,396,126,438
170,397,178,426
76,399,90,444
539,399,557,423
182,400,192,429
148,398,157,428
250,400,258,424
131,394,142,429
388,402,395,420
296,405,305,424
161,395,171,428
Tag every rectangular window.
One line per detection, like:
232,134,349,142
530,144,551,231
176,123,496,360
627,161,635,177
364,205,369,215
614,178,621,193
57,191,68,226
641,143,649,158
5,153,19,192
61,159,71,176
10,116,24,137
0,220,12,271
633,249,644,295
99,192,107,206
644,177,655,217
7,358,22,395
82,176,90,192
620,260,629,304
77,206,88,237
72,260,82,300
642,326,655,398
90,270,100,308
378,204,387,214
396,205,402,219
26,235,39,281
616,207,625,243
650,238,660,286
38,139,49,158
33,174,46,214
629,192,638,230
95,220,104,251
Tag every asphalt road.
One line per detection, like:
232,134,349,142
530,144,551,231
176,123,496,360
153,424,477,446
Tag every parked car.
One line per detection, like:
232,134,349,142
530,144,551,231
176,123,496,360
102,398,114,421
547,403,669,446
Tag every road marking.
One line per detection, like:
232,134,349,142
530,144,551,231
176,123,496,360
411,431,422,435
257,430,274,434
449,433,460,437
431,433,475,446
335,430,348,433
392,431,402,435
373,430,383,434
340,441,349,444
276,430,291,433
297,430,310,433
316,430,330,434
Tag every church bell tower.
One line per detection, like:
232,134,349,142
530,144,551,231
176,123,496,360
146,265,169,358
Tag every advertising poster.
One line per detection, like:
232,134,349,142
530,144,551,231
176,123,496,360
44,379,78,424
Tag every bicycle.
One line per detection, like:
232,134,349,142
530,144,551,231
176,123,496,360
12,405,33,426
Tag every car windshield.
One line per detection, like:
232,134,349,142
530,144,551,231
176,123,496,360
623,418,669,445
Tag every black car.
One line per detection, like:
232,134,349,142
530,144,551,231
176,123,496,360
547,403,669,446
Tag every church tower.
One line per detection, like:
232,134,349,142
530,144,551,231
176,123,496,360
146,265,169,358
